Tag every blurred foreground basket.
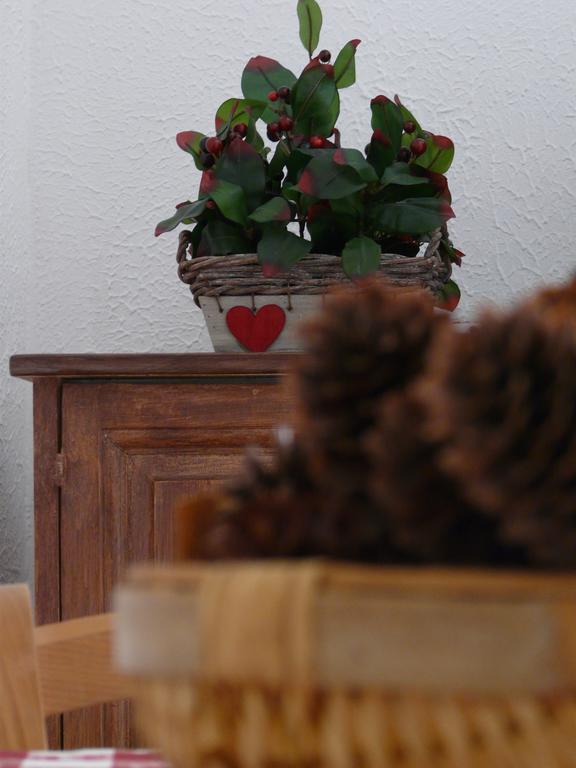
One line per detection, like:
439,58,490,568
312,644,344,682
115,563,576,768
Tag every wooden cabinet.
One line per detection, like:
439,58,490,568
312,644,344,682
10,354,297,749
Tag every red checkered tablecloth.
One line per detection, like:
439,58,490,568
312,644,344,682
0,751,169,768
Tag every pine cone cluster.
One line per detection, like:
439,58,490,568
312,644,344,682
519,276,576,345
292,283,445,559
368,389,523,565
196,429,320,560
425,304,576,567
183,274,576,570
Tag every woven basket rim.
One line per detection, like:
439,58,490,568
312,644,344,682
176,228,452,306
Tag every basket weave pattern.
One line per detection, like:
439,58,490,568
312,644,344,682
177,229,451,307
134,684,576,768
119,564,576,768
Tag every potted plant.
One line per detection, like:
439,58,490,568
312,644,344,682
156,0,464,352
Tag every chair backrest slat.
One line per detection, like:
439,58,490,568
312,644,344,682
0,585,47,749
0,584,131,750
35,612,129,715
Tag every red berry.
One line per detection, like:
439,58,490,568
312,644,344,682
267,123,281,142
206,199,216,210
403,121,416,134
309,135,325,149
278,116,293,132
205,136,223,155
319,49,331,63
277,86,291,101
410,138,427,157
268,91,279,102
397,147,411,163
232,123,248,137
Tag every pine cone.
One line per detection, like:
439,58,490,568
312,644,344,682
368,389,525,565
192,428,321,560
424,306,576,567
293,281,445,560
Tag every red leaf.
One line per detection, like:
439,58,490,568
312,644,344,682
303,59,334,76
262,263,282,277
199,170,216,196
245,55,280,73
371,95,391,106
176,130,203,153
333,148,346,165
307,201,330,222
433,135,454,150
372,128,391,146
298,167,315,195
441,201,456,221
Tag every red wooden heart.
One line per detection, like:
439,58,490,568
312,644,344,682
226,304,286,352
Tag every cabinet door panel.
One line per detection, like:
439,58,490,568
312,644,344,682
60,379,290,748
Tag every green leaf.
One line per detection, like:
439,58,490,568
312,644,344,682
373,197,455,235
297,0,323,58
370,96,403,155
175,131,205,170
413,134,455,174
209,180,248,225
249,197,292,223
436,279,461,312
366,130,396,176
395,95,422,137
381,162,432,186
306,202,358,255
285,147,317,183
214,98,266,135
257,225,312,269
333,39,360,88
298,152,367,199
269,140,291,177
215,139,266,210
342,236,381,277
241,56,297,123
292,63,339,137
154,200,206,237
333,148,377,182
197,220,252,257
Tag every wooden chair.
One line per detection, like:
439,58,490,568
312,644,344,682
0,584,129,750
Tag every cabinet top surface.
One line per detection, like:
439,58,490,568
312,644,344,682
10,353,302,381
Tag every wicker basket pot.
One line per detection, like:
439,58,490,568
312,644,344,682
115,562,576,768
177,229,451,352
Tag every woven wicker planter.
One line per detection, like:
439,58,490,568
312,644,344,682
177,229,451,352
115,562,576,768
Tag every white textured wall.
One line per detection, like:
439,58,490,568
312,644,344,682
1,0,576,582
0,0,33,584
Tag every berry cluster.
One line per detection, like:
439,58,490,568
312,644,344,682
266,86,294,142
198,123,248,170
265,52,333,149
393,121,427,163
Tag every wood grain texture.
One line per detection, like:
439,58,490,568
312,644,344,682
32,379,62,749
0,585,46,750
36,613,129,716
10,353,301,379
11,354,295,748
